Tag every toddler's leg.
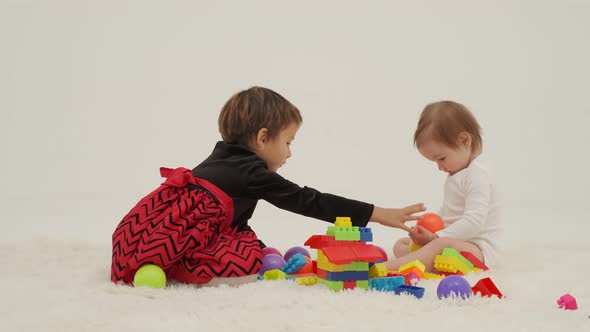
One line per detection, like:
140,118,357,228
393,237,411,258
385,237,483,272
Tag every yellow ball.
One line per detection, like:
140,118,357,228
409,240,422,252
133,264,166,288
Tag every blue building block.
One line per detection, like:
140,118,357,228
369,276,405,292
394,285,425,299
325,270,369,281
281,253,308,274
359,227,373,242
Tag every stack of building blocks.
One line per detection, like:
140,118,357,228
305,217,385,292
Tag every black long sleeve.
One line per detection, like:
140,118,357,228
192,142,374,231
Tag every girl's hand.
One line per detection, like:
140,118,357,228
371,203,426,232
409,225,438,245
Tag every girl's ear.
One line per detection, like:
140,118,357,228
458,131,472,147
255,128,269,150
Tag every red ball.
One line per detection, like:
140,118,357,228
417,213,445,233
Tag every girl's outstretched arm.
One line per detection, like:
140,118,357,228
370,203,426,232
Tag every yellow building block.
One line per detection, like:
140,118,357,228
433,255,471,275
295,276,317,286
263,269,287,280
423,272,444,280
335,217,352,227
369,263,388,278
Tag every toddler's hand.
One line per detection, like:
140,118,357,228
409,225,438,245
371,203,426,232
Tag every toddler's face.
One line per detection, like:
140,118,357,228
418,137,472,175
257,122,299,172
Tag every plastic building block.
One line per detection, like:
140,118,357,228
321,246,357,265
423,272,444,280
335,217,352,226
317,250,344,271
369,263,388,278
406,272,421,286
281,253,308,274
294,275,317,286
399,259,426,274
394,285,425,299
263,269,287,280
343,280,356,290
441,248,474,271
472,277,503,298
350,245,386,262
557,294,577,310
359,227,373,242
345,261,369,271
323,269,369,281
356,279,369,290
317,278,344,291
334,226,361,241
434,255,471,275
460,251,489,271
369,276,405,292
399,266,424,279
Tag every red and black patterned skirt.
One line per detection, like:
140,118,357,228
111,167,262,285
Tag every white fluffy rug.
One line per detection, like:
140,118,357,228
2,234,589,332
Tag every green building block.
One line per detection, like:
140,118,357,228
442,248,474,270
317,278,344,291
334,226,360,241
344,261,369,271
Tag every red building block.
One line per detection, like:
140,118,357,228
460,251,489,271
472,277,503,298
343,281,356,290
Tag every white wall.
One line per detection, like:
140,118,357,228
1,0,589,246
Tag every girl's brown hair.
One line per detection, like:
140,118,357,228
414,101,482,152
218,86,302,147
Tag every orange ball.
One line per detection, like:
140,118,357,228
295,256,314,274
417,213,445,233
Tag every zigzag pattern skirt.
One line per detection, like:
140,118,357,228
111,168,263,285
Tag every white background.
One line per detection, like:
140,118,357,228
1,0,589,249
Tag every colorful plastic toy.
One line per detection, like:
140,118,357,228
262,247,282,257
418,213,445,232
394,285,425,299
259,254,286,275
409,212,445,252
374,245,388,261
472,277,503,298
369,276,405,292
284,246,310,262
133,264,166,288
557,294,578,310
281,253,308,274
437,275,472,299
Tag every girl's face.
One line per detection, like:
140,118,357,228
417,133,473,175
254,122,299,172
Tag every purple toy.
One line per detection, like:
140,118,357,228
258,254,286,275
437,275,472,299
262,247,282,257
284,246,310,262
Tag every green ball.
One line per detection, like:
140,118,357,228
133,264,166,288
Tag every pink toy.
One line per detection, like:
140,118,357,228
262,247,282,257
557,294,578,310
